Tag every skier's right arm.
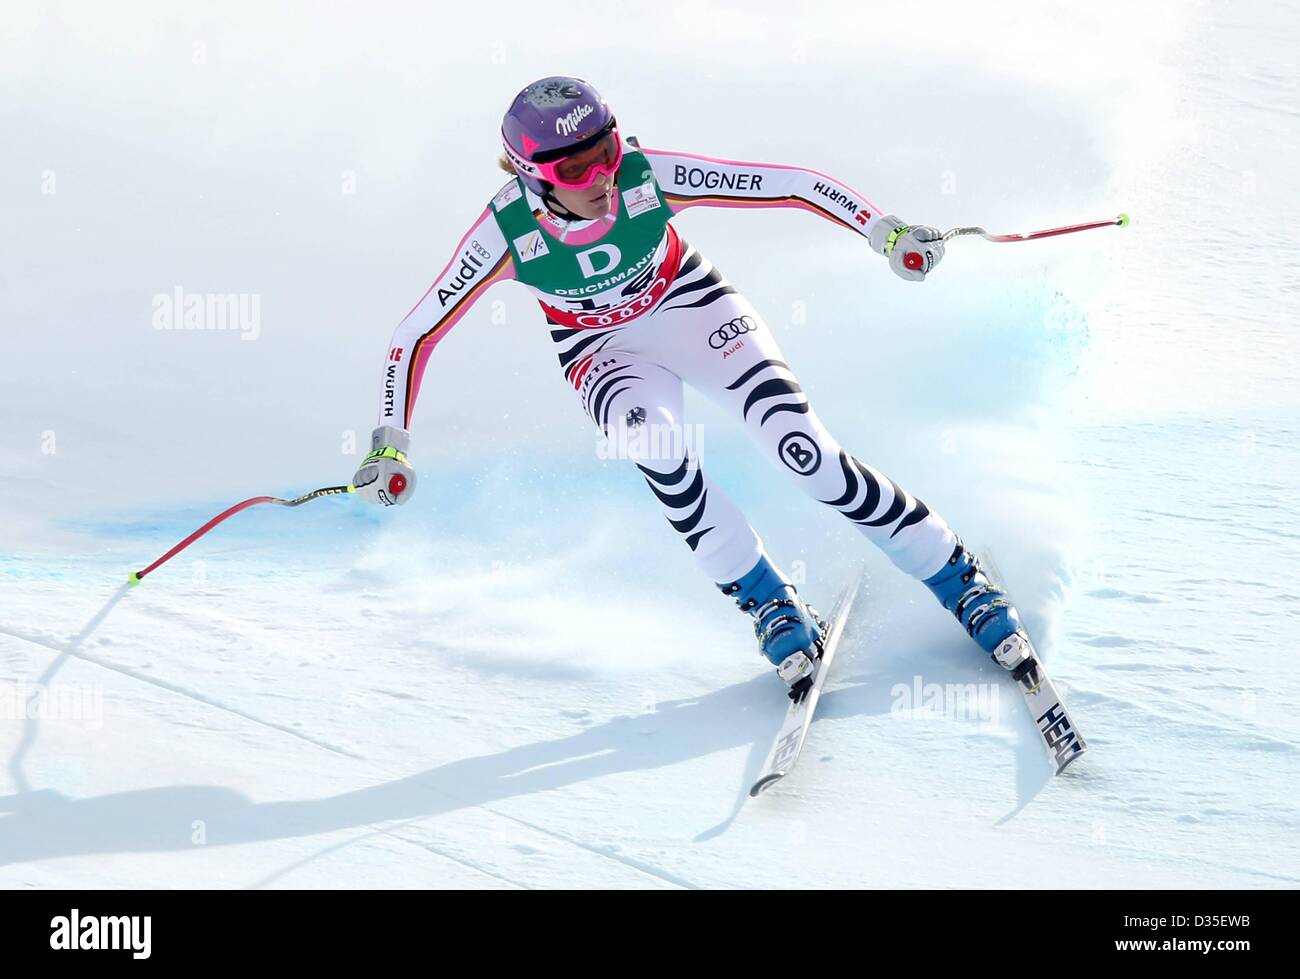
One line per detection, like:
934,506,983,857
351,208,515,506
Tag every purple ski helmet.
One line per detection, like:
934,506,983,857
501,76,616,195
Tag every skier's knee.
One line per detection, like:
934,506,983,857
602,403,694,467
765,415,838,481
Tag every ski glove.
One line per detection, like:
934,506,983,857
869,214,945,282
351,425,417,506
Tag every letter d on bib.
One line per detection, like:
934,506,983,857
577,243,621,278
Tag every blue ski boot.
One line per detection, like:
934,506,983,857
924,540,1033,670
719,554,826,701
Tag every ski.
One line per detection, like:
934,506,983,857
750,566,867,797
1010,656,1087,774
976,550,1087,775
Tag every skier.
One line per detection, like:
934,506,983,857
351,76,1034,700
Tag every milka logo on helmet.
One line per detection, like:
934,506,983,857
555,103,595,137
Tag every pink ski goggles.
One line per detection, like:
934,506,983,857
535,127,623,190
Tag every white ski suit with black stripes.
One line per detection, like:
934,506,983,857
375,141,957,586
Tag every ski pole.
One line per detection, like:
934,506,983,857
127,484,355,585
941,212,1129,244
899,213,1129,270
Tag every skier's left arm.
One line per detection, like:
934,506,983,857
641,146,943,282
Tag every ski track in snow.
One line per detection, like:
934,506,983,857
0,619,365,764
0,585,702,888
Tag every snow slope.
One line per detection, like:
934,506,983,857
1,0,1296,888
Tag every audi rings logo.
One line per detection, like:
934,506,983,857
573,272,672,328
709,315,758,349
